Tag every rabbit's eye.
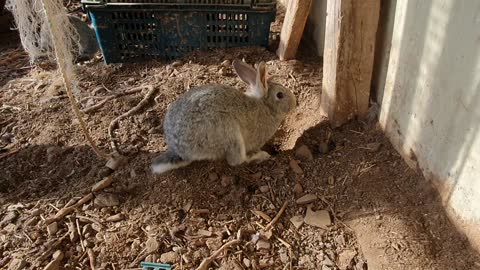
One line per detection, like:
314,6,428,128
276,92,284,99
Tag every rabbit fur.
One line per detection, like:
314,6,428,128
152,60,296,174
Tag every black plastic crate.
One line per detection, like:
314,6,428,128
82,0,276,63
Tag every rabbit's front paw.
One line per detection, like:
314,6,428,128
248,151,271,163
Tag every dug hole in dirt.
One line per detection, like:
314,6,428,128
1,3,480,270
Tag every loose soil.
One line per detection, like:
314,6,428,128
1,2,479,270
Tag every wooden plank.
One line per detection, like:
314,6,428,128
321,0,380,126
276,0,313,60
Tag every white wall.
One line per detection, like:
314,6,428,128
379,0,480,227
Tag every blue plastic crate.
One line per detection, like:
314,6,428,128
82,0,276,63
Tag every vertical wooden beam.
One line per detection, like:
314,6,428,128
276,0,313,60
321,0,380,126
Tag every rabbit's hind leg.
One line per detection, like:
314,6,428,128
225,131,248,166
151,150,191,174
225,129,270,166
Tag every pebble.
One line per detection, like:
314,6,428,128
105,213,125,222
95,232,104,242
279,251,289,264
295,145,313,161
322,256,334,266
221,59,232,67
47,222,58,236
289,215,304,229
366,142,381,152
146,237,160,253
206,237,222,251
197,229,212,237
296,194,317,205
94,193,120,208
52,250,64,260
243,258,251,268
259,185,270,193
30,208,43,217
7,258,26,270
208,172,219,181
318,141,330,154
293,183,303,195
221,175,234,187
250,172,262,180
91,223,102,232
255,239,271,250
160,251,179,264
289,159,304,175
338,249,357,269
304,207,331,229
1,211,18,226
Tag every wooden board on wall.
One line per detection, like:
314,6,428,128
276,0,313,60
321,0,381,126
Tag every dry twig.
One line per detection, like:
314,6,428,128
108,85,156,153
264,201,288,232
196,239,241,270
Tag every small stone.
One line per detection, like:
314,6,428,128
105,213,125,222
318,141,329,154
52,250,64,260
295,145,313,161
279,251,289,264
293,183,303,195
91,223,102,232
94,193,120,208
256,239,271,250
206,237,222,251
160,251,179,264
328,176,335,185
208,172,219,181
250,233,260,244
221,175,234,187
219,67,228,76
197,229,212,237
4,223,17,233
289,159,304,175
296,194,317,205
250,172,262,180
8,258,26,270
31,209,43,217
290,215,304,229
304,207,331,229
146,237,160,253
322,256,334,266
259,185,269,193
338,249,356,270
83,239,94,248
47,222,58,236
243,258,251,268
365,142,381,152
1,211,18,226
221,59,232,67
95,232,104,242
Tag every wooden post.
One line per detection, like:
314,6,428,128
321,0,380,126
276,0,313,60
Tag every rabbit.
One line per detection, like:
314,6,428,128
151,60,297,174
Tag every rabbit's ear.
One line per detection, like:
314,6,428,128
255,62,268,97
233,59,256,87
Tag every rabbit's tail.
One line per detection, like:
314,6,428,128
151,150,191,174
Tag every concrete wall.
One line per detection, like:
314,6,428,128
378,0,480,232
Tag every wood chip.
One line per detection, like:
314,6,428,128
290,215,304,229
296,194,317,205
289,159,304,175
91,176,113,192
304,207,331,229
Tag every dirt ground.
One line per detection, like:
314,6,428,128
1,2,480,270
